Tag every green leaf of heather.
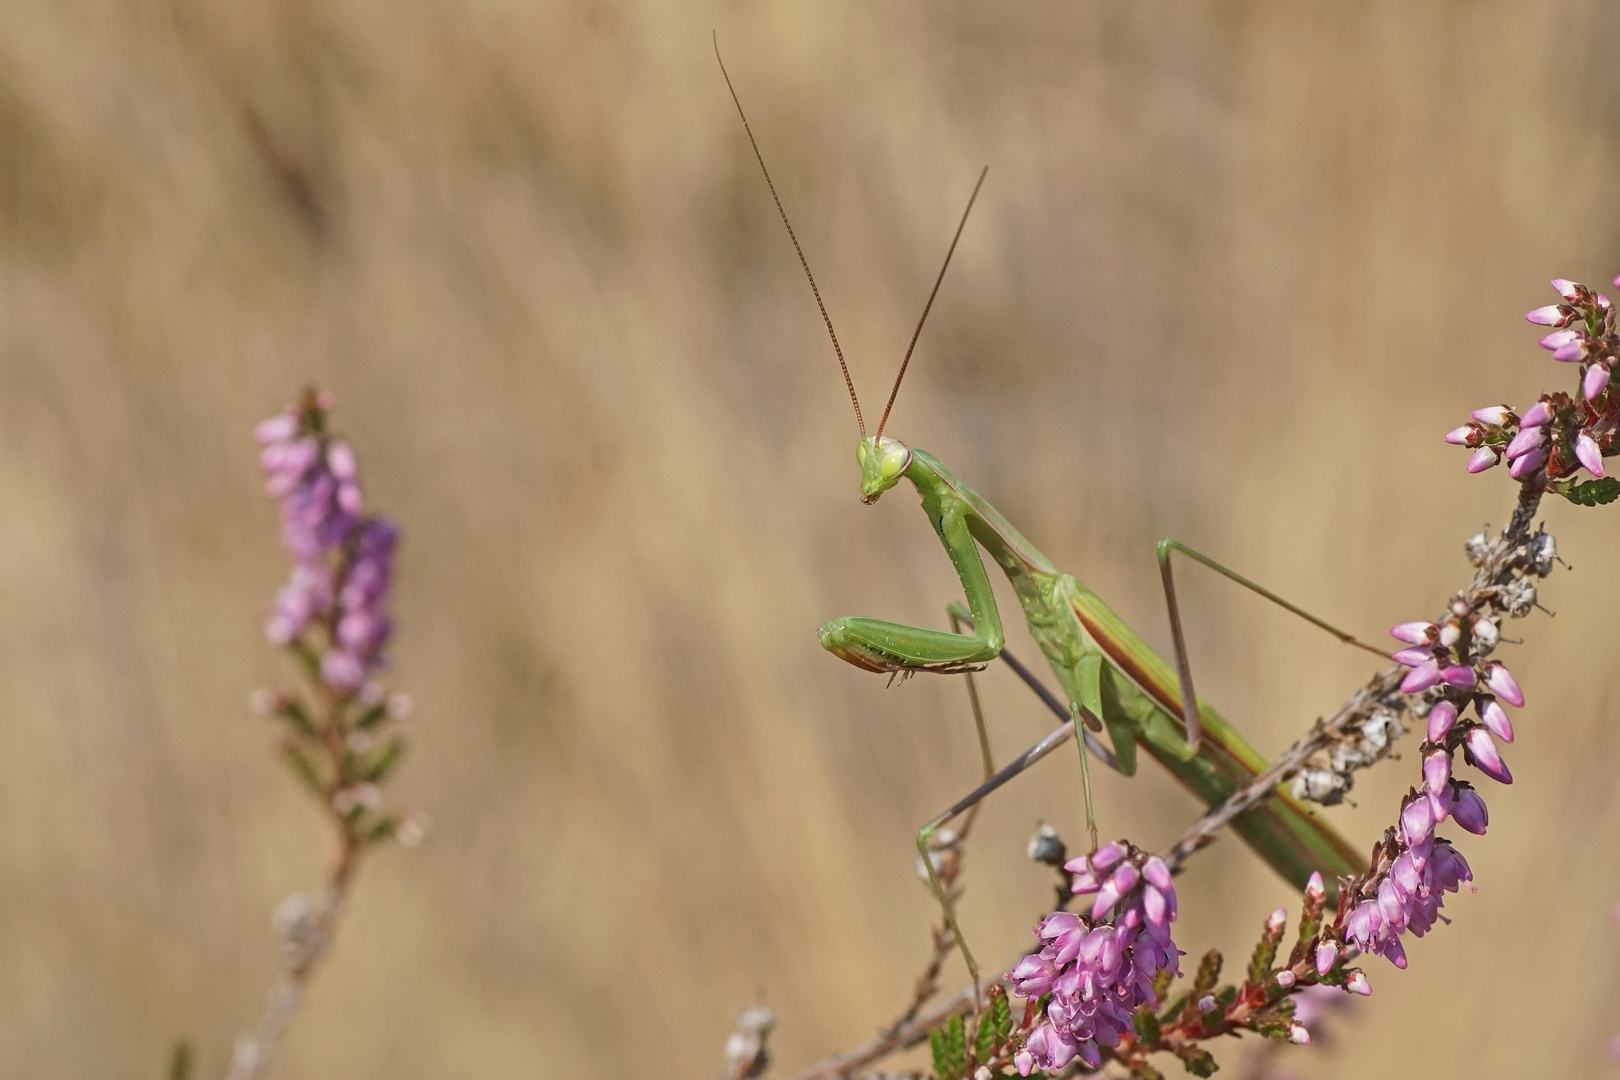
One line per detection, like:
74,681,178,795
944,1013,967,1079
930,1027,949,1079
281,746,326,797
364,738,407,784
1191,950,1223,1000
276,699,317,737
1247,916,1284,985
991,987,1012,1046
1133,1002,1161,1045
1560,477,1620,506
363,814,399,847
1174,1045,1218,1077
354,702,390,730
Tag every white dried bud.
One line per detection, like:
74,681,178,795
1292,768,1349,805
1464,532,1490,566
1497,578,1537,618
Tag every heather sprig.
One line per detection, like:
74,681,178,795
223,389,422,1080
1445,276,1620,503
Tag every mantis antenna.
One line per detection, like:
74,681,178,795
874,165,987,441
714,34,865,438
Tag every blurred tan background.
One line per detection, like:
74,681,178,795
3,1,1620,1077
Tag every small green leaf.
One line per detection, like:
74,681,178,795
354,702,390,730
944,1013,967,1079
277,699,317,737
281,746,326,797
1133,1063,1164,1080
1175,1045,1219,1077
1247,913,1284,985
930,1027,949,1079
991,986,1012,1046
1560,477,1620,506
1133,1002,1162,1044
167,1039,193,1080
1191,950,1223,1000
364,738,407,784
363,814,399,847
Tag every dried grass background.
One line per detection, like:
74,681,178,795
2,1,1620,1077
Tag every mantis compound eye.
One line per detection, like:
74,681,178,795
856,439,869,466
876,438,911,480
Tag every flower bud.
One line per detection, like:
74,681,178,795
1267,906,1288,933
1554,340,1589,362
1444,424,1480,446
1427,700,1458,742
1520,400,1554,428
1306,871,1325,903
1013,1050,1034,1077
1289,1023,1311,1045
1347,970,1372,996
1143,855,1173,891
1506,426,1546,459
1470,404,1514,426
1393,646,1434,666
1480,699,1515,743
1576,431,1606,477
1540,328,1581,350
1466,447,1501,473
1401,794,1435,848
1452,783,1489,834
1315,942,1336,976
1472,617,1499,647
1438,622,1461,648
1465,726,1512,784
1587,364,1612,402
1484,662,1524,706
1525,304,1575,327
1440,665,1477,689
1390,621,1436,644
1276,969,1296,988
1423,749,1451,796
1553,278,1587,302
1508,446,1547,478
1400,660,1442,694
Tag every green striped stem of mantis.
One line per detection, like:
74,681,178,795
717,40,1384,993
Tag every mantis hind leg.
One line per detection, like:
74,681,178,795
1155,538,1393,753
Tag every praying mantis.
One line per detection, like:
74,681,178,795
717,43,1380,988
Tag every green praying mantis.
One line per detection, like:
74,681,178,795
718,43,1383,988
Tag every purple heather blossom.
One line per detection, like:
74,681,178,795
258,394,400,697
1451,784,1489,834
1483,662,1524,707
1466,447,1500,473
1426,700,1458,742
1011,844,1182,1075
1520,400,1553,428
1576,431,1605,477
1525,304,1577,327
1344,839,1473,968
1464,726,1512,784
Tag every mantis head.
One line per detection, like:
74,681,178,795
857,436,912,503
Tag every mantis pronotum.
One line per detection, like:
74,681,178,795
717,41,1384,990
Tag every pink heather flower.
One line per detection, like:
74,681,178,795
1440,664,1477,689
1013,1050,1034,1076
1539,328,1581,350
1452,783,1489,834
1346,971,1372,996
1525,304,1576,327
1390,621,1436,645
1508,447,1547,479
1346,842,1473,967
1554,339,1588,362
1017,843,1183,1075
1443,424,1479,446
1289,1023,1311,1044
1586,364,1611,401
1466,447,1501,473
1576,432,1605,476
1400,794,1435,848
1465,726,1512,784
1423,750,1451,797
1427,700,1459,742
1553,279,1586,302
1520,400,1554,427
1483,662,1524,707
1480,699,1515,743
1400,660,1442,694
1471,404,1514,426
1505,425,1546,459
258,395,401,697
